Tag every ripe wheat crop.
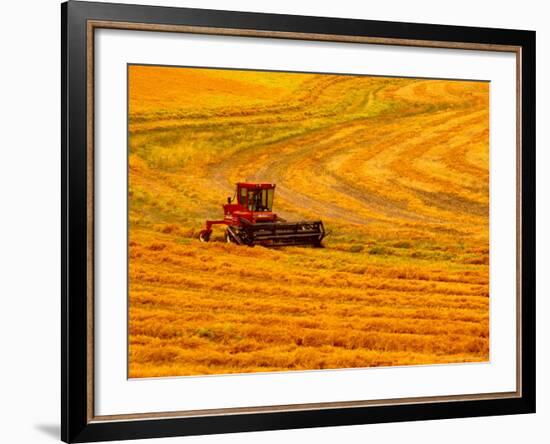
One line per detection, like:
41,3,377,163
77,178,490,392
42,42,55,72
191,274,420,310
128,65,489,377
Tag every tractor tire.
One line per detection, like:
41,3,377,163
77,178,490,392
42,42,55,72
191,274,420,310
198,230,211,242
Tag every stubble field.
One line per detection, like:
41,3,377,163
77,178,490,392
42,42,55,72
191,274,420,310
128,65,489,378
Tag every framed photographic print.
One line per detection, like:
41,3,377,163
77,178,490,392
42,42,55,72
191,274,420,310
61,1,536,442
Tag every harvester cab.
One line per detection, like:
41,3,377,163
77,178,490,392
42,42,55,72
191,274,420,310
198,183,325,247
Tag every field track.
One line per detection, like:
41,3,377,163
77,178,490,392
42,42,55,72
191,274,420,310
128,66,489,377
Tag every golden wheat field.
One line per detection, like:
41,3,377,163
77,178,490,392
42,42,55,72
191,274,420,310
128,64,490,378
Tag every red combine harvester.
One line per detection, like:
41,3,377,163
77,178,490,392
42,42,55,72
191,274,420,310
198,183,325,247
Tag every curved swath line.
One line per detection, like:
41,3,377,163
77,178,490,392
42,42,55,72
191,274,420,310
203,85,419,223
202,79,384,218
373,81,488,201
201,76,487,228
385,112,489,202
130,75,361,127
251,123,435,224
207,118,375,225
438,122,489,180
250,110,480,224
322,108,488,221
129,77,398,136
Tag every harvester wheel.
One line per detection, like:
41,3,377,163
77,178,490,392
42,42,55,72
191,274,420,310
198,230,211,242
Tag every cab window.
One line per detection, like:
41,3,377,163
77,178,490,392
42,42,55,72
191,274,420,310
238,187,247,206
